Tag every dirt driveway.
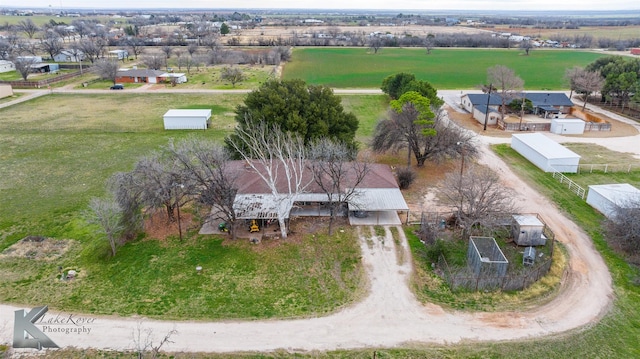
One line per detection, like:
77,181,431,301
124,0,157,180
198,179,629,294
1,88,615,354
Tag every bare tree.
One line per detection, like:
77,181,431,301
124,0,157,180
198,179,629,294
174,49,182,69
604,198,640,256
132,321,178,359
178,56,193,74
0,39,11,60
78,38,105,63
87,197,124,257
521,39,533,55
372,104,477,167
220,66,245,87
161,45,172,67
94,59,119,84
575,69,605,110
108,171,144,241
227,122,309,239
71,19,91,39
130,153,192,227
123,37,145,59
187,43,198,58
53,25,71,43
564,66,582,100
142,55,165,70
167,139,239,240
11,55,37,81
309,138,369,235
487,65,524,119
18,18,40,39
368,36,383,54
39,31,63,60
67,43,85,74
424,34,435,54
438,164,518,237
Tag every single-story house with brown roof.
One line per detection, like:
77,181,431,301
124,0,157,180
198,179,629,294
228,161,409,226
115,69,166,84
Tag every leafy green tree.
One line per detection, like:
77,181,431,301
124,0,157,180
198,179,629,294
226,79,359,156
381,72,416,99
372,91,436,167
220,23,230,36
508,98,534,113
381,73,444,107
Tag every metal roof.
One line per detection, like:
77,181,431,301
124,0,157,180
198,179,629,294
512,214,543,227
348,188,409,211
512,133,581,160
588,183,640,208
466,92,573,108
163,109,211,118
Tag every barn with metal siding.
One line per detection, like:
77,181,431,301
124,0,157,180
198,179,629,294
163,109,211,130
586,183,640,219
550,118,586,135
511,133,580,173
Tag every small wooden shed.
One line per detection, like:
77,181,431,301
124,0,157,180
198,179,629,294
163,109,211,130
511,214,546,246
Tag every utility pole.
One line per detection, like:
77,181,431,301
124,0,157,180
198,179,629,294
483,83,492,131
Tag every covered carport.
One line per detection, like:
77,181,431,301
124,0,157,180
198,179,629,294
347,188,409,225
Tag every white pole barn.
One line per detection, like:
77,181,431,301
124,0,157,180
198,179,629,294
511,133,580,173
586,183,640,219
163,109,211,130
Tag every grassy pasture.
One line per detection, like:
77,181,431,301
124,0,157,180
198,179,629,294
0,92,368,319
283,48,605,89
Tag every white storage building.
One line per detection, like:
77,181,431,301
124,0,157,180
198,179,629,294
550,118,586,135
511,133,580,173
586,183,640,219
163,109,211,130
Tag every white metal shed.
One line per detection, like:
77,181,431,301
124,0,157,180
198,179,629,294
511,133,580,173
550,118,586,135
586,183,640,219
163,109,211,130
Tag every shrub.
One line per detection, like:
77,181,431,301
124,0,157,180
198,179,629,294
397,167,417,189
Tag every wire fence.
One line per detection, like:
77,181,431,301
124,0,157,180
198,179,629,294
438,254,554,291
418,211,556,292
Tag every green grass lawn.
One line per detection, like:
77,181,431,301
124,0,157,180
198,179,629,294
0,92,368,320
283,48,605,90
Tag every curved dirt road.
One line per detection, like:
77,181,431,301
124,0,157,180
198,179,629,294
1,89,614,353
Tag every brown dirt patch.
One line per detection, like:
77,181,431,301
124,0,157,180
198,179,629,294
0,236,72,261
144,210,196,242
446,105,638,138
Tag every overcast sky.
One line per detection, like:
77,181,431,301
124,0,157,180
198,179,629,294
3,0,639,11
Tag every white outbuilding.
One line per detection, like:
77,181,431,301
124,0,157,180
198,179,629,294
550,118,586,135
586,183,640,219
163,109,211,130
0,60,16,73
511,133,580,173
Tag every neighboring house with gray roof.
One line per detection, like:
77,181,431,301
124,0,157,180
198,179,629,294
461,92,575,125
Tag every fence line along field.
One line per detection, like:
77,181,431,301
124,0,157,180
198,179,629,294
283,48,605,89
